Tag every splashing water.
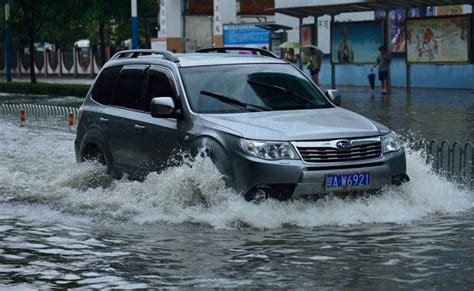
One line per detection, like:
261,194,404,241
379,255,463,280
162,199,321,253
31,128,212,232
0,121,472,229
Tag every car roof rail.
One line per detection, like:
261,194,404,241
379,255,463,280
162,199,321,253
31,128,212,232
195,46,279,59
110,49,180,62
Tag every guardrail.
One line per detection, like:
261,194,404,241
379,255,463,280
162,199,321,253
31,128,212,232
426,140,473,186
0,103,78,131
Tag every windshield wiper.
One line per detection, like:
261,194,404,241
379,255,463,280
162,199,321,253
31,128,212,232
247,79,316,108
200,90,271,112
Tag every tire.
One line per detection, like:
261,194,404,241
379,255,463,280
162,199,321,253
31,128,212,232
244,187,270,203
81,144,106,165
80,143,123,178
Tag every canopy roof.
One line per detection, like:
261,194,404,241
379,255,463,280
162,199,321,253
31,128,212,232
272,0,474,18
255,23,293,31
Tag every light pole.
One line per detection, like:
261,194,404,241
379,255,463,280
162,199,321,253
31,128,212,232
131,0,138,49
4,0,12,82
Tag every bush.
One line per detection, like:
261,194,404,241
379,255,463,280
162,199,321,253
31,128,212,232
0,81,90,97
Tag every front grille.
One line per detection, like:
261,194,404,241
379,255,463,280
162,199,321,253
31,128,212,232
295,138,382,163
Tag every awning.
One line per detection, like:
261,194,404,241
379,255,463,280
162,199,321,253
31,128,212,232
271,0,474,18
255,24,293,32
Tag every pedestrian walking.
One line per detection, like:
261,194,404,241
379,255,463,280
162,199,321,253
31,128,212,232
283,48,296,63
372,45,391,94
303,46,323,86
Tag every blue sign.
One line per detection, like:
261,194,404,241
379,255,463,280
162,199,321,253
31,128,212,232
223,25,269,47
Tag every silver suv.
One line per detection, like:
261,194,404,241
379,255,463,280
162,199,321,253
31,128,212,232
75,48,409,201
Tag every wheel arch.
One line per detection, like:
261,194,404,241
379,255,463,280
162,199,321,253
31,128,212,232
188,134,236,188
79,126,115,169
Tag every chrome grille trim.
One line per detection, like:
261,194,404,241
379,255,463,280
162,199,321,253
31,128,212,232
292,137,383,163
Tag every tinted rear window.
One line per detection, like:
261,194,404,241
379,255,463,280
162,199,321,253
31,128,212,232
113,66,147,110
91,66,122,105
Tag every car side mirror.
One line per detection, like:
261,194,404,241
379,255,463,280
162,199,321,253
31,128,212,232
325,89,341,106
150,97,176,118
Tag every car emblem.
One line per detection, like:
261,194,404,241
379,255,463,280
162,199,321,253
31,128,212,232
336,140,352,150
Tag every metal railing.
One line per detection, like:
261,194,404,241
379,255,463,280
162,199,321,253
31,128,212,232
426,140,473,186
0,103,78,131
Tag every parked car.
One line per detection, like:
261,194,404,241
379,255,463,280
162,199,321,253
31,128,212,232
75,48,409,201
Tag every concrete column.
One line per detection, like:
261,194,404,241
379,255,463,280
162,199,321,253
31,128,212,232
213,0,223,46
214,0,237,47
165,0,184,52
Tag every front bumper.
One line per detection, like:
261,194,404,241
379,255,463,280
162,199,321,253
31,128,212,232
230,148,408,200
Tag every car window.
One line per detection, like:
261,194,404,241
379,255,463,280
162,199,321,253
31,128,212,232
91,65,122,105
141,68,176,112
180,64,331,114
113,65,148,110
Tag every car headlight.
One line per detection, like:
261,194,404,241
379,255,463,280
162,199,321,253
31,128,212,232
240,139,299,160
381,131,402,153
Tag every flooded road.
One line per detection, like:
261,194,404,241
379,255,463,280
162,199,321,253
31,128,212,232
0,120,473,288
340,88,474,143
1,88,474,288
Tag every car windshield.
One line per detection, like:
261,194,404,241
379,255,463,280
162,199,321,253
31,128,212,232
180,64,332,114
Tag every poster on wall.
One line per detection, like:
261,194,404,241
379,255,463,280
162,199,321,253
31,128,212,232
406,16,470,63
331,21,384,64
300,25,313,46
437,5,464,16
375,9,406,53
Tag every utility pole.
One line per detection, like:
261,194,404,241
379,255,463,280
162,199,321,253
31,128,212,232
4,0,12,82
131,0,138,49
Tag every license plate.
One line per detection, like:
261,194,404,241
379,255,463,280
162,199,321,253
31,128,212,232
326,173,370,190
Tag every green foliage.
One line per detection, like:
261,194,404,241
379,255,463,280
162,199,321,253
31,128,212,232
5,0,159,50
0,81,89,97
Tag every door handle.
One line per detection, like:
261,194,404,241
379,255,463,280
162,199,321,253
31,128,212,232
99,117,109,123
134,124,146,130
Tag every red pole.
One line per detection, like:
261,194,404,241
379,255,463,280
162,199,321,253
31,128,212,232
68,111,74,129
20,108,26,126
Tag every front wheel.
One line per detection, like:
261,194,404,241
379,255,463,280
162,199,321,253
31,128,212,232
80,143,120,178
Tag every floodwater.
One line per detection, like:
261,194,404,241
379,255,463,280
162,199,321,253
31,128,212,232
1,88,474,288
2,87,474,142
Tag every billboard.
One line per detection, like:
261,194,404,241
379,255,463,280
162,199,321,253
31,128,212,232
331,21,384,64
223,24,269,48
406,16,470,63
375,9,406,53
300,25,313,46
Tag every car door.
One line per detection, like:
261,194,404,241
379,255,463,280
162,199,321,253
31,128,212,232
134,65,188,173
100,64,148,170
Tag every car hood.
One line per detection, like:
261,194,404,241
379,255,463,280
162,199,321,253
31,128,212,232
198,108,389,141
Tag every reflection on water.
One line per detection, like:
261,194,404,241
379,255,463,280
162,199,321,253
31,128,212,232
0,121,473,288
339,88,474,143
0,93,84,108
1,206,474,288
